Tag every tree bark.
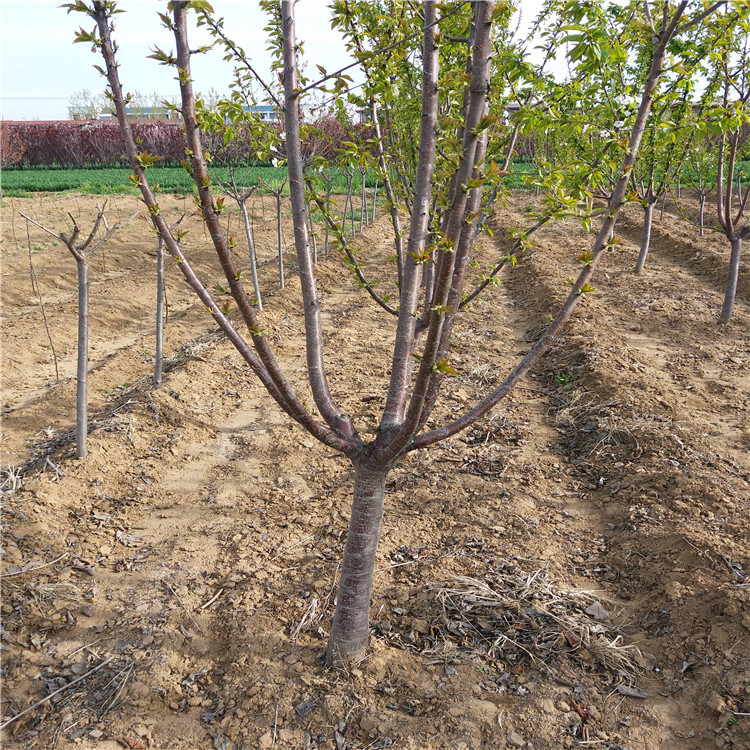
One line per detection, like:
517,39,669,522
360,169,367,231
326,460,388,666
76,257,89,459
634,200,655,273
239,199,263,310
154,237,165,386
276,191,285,289
308,200,318,264
719,236,742,323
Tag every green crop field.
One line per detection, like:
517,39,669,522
1,166,294,196
1,162,539,197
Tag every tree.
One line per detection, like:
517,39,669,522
71,0,728,666
19,205,134,457
709,23,750,323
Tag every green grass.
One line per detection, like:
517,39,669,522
1,166,290,196
1,162,543,197
0,165,385,197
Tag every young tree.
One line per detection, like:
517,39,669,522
710,26,750,323
72,0,728,667
681,135,720,236
154,214,189,385
20,205,134,457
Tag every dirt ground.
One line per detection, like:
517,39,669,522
1,189,748,750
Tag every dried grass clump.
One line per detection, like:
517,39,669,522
554,389,677,458
436,558,644,679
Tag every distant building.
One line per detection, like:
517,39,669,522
69,106,179,121
123,105,180,120
243,104,279,123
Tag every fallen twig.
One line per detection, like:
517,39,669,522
200,588,224,610
162,580,203,633
0,553,68,579
0,655,115,729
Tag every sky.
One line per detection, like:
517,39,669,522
0,1,358,121
1,1,546,122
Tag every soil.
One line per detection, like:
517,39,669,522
1,190,749,750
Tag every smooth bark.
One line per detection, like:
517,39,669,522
155,236,165,386
75,257,89,459
719,237,743,323
326,461,388,665
238,198,263,310
276,190,285,289
634,200,655,274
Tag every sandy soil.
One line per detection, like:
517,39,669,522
1,190,749,750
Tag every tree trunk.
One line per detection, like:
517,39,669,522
76,257,89,459
276,193,285,289
154,237,165,386
308,200,317,264
324,174,333,256
360,170,366,232
634,200,655,274
699,192,705,237
326,461,388,666
719,236,742,324
371,179,378,223
343,171,353,236
239,199,263,311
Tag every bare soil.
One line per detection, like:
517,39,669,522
1,190,749,750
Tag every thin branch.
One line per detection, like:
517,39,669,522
0,553,68,579
0,656,115,730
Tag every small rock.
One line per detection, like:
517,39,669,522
507,729,525,748
81,605,96,617
89,729,104,740
555,700,570,713
99,545,113,556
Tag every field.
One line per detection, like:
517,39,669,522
1,190,749,750
0,163,535,196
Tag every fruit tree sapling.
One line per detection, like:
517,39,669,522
712,29,750,323
77,0,714,666
19,204,135,457
258,177,288,289
155,214,188,386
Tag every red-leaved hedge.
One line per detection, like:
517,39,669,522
1,120,186,168
1,117,379,169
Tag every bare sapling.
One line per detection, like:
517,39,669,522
20,204,135,457
155,214,188,386
359,164,367,231
76,0,717,667
307,199,318,263
220,177,263,310
259,177,288,289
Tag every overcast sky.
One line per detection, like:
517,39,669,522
1,0,544,121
